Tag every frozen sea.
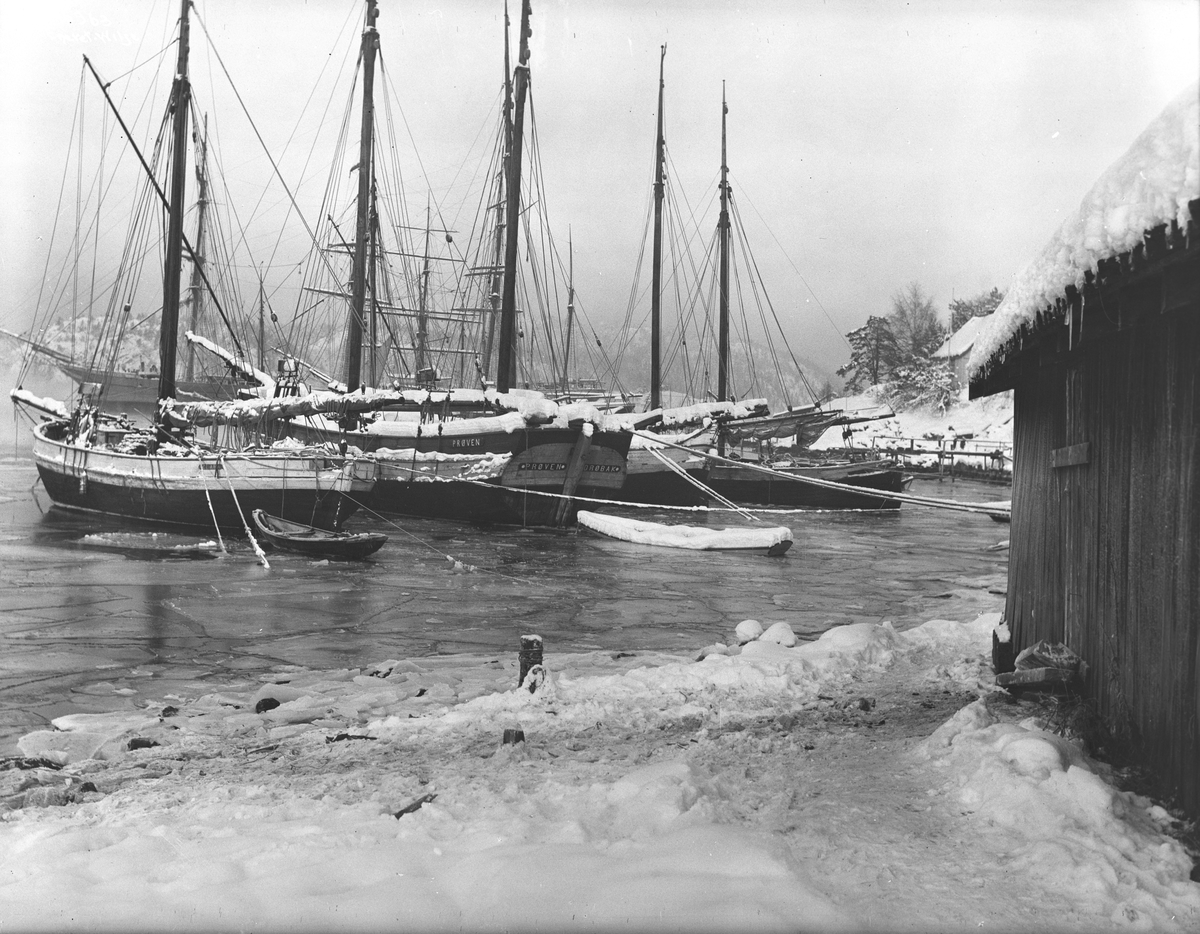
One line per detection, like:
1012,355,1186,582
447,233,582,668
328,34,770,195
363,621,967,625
0,448,1010,755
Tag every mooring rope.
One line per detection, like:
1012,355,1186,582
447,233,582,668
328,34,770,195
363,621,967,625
219,454,270,569
648,448,759,521
339,491,554,589
627,429,1012,519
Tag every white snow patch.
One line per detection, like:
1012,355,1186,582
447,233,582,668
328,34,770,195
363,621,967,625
1,608,1196,932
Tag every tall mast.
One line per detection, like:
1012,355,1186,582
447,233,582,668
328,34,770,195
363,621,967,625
496,0,532,393
482,1,514,382
185,113,209,383
158,0,192,405
650,45,666,411
257,276,266,373
417,198,431,376
561,230,574,396
717,84,730,406
368,180,379,387
347,0,379,391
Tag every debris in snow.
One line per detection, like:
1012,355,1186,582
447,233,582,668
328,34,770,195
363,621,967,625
393,792,437,819
1015,640,1083,673
325,733,374,744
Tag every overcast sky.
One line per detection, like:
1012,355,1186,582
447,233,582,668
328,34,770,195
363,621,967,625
1,0,1196,374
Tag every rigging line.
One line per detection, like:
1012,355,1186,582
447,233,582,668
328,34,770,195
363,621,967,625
87,102,108,367
81,57,248,361
261,2,360,277
190,7,355,332
341,493,555,590
733,173,851,355
289,86,357,357
730,193,817,403
98,39,180,88
378,54,492,274
22,68,86,383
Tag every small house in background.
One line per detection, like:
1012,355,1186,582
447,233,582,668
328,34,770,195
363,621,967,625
931,315,991,399
969,85,1199,817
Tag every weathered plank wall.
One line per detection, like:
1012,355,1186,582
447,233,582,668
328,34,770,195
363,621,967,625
1006,291,1199,816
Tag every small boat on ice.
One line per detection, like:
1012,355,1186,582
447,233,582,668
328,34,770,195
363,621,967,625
251,510,388,560
577,510,792,556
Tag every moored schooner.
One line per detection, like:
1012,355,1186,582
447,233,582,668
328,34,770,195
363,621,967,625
255,0,629,527
615,68,906,510
9,0,373,532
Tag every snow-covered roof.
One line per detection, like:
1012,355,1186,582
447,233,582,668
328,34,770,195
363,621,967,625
969,83,1199,378
931,314,990,360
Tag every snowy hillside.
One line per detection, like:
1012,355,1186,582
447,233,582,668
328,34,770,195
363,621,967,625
812,389,1014,455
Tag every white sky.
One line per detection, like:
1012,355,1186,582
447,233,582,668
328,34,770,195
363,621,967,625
1,0,1197,372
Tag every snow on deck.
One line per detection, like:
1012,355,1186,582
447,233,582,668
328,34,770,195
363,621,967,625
970,83,1199,377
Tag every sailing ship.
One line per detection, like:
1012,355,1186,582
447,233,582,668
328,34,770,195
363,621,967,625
262,0,629,527
618,60,905,509
9,0,373,532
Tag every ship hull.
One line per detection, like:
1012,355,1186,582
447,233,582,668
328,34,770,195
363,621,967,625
707,459,908,509
32,423,372,532
368,426,630,527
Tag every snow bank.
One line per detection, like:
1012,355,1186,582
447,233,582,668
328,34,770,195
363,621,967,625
970,83,1199,376
921,701,1200,929
1,609,1196,932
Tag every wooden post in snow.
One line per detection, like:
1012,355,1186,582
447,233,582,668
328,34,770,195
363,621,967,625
519,634,543,687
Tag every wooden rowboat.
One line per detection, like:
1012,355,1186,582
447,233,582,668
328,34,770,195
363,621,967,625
251,510,388,560
577,510,792,557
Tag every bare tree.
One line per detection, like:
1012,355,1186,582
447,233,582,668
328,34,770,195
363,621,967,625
889,282,945,361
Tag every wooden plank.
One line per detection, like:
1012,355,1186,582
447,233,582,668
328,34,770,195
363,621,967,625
1052,442,1090,468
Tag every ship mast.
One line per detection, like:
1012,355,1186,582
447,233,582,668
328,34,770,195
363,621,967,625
346,0,379,392
185,114,209,383
157,0,192,406
416,198,432,377
561,231,574,397
482,1,514,383
650,45,666,411
717,85,731,453
496,0,532,393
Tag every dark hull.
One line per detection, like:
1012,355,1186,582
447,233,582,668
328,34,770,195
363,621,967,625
616,446,711,507
707,461,908,509
58,363,252,407
252,511,387,558
369,426,631,527
32,425,370,532
618,468,710,507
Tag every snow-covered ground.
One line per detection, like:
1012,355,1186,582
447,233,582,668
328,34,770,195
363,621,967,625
812,391,1014,473
3,587,1197,932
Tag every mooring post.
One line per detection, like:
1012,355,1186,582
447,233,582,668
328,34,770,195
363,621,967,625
519,634,543,687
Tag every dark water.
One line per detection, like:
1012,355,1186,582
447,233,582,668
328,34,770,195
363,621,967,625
0,452,1010,753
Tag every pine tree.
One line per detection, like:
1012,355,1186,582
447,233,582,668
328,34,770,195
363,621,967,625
948,287,1004,332
836,315,898,393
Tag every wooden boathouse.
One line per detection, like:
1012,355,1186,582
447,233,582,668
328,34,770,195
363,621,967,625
969,87,1199,817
